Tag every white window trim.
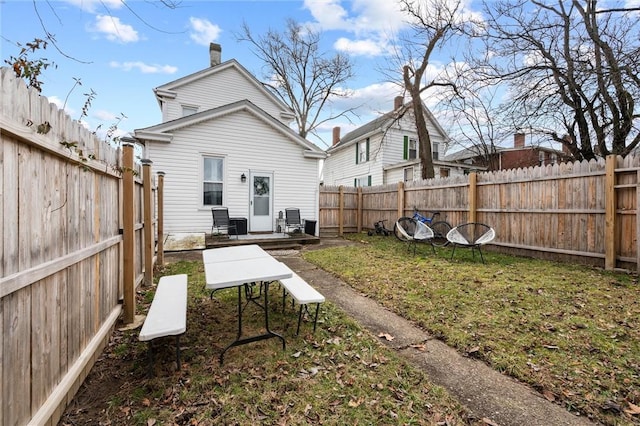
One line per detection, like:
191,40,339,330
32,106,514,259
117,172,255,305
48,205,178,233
408,138,418,160
182,104,199,117
201,154,226,208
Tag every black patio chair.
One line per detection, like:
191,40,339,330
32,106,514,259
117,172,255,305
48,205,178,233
285,208,304,233
211,207,238,239
446,222,495,263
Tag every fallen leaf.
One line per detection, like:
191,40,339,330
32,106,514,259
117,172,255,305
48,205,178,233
543,345,559,350
292,351,302,358
378,332,394,341
543,390,556,402
624,402,640,415
142,398,151,407
410,343,426,351
147,419,157,426
348,398,362,407
482,418,499,426
468,346,480,354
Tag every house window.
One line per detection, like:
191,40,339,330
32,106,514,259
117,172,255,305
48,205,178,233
432,142,439,160
440,168,450,178
203,156,224,206
356,138,370,164
539,151,545,165
354,176,371,187
404,136,418,160
182,105,198,117
403,167,414,182
551,153,558,164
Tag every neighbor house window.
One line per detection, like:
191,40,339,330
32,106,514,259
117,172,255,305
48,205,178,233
539,151,545,165
404,136,417,160
356,138,370,164
403,167,414,182
432,142,439,160
203,156,224,206
440,168,450,178
550,153,558,164
354,176,371,187
182,105,198,117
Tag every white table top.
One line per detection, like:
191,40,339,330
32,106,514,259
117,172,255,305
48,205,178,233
204,256,293,290
202,244,269,264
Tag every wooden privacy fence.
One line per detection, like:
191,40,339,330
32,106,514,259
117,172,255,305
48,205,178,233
0,68,160,425
320,155,639,271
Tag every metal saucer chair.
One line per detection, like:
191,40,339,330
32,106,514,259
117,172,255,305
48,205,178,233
446,222,495,263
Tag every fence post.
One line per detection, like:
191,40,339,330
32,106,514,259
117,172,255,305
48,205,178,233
141,159,153,287
357,187,363,232
157,171,165,267
397,181,405,218
605,155,617,270
339,186,344,236
469,172,477,223
122,144,135,324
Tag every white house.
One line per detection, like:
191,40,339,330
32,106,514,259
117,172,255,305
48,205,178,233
322,97,467,186
133,44,326,235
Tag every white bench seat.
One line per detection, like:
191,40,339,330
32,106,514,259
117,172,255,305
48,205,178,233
139,274,188,371
279,270,325,334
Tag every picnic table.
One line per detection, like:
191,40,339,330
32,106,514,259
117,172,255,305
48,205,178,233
202,246,292,363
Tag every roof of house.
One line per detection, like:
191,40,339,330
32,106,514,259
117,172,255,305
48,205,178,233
134,99,326,158
153,59,295,120
445,144,568,162
328,102,449,152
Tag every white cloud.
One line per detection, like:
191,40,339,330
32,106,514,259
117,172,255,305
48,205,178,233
64,0,122,13
110,61,178,74
334,37,384,56
304,0,405,34
189,17,222,46
93,15,139,43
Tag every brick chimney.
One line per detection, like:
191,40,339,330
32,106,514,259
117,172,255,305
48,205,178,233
514,132,525,149
210,43,221,67
394,96,404,110
332,127,341,146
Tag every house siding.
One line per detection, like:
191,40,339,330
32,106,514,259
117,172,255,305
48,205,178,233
162,66,287,124
148,109,320,233
324,111,450,186
323,135,384,186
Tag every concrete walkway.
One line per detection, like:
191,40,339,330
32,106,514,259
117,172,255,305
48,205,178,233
276,246,594,426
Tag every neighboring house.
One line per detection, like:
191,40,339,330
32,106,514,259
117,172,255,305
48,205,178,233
133,44,326,235
445,133,572,171
322,97,470,186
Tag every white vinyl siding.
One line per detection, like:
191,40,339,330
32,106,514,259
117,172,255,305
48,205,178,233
147,109,320,233
162,65,287,123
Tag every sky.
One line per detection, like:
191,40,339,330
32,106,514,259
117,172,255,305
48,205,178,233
0,0,465,149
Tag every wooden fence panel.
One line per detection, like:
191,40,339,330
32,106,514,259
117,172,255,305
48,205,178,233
0,68,154,425
319,154,638,270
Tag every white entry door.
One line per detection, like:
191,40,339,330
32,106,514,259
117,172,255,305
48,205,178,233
249,172,273,232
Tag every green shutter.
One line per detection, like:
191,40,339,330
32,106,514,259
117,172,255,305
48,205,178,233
366,138,370,161
354,178,358,187
367,175,372,186
355,143,359,164
403,136,408,160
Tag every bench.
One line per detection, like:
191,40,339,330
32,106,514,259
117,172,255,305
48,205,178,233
139,274,188,372
279,271,325,335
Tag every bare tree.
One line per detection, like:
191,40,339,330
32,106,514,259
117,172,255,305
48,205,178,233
439,74,508,170
237,19,355,142
478,0,640,160
395,0,476,179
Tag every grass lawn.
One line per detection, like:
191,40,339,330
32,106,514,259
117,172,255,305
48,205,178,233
60,257,476,425
302,234,640,426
